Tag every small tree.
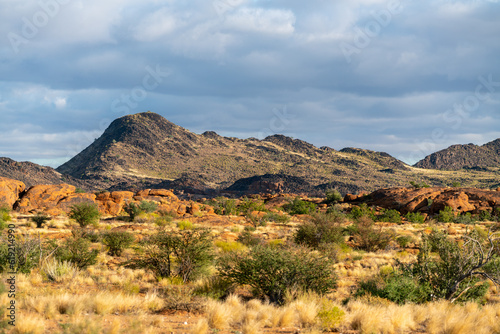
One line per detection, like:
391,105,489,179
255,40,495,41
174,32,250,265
32,213,51,228
102,231,135,256
127,228,214,282
349,216,394,252
294,212,345,249
399,228,500,302
53,235,99,269
218,245,337,305
69,202,100,227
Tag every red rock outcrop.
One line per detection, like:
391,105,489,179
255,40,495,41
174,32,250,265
361,187,500,215
0,177,26,208
16,184,96,215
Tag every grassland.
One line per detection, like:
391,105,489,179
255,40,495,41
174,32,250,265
1,198,500,334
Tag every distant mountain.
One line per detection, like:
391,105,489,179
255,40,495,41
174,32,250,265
0,157,86,188
414,139,500,170
56,111,411,194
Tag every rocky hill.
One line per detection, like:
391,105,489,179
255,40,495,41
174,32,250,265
0,157,87,189
56,111,416,194
414,139,500,170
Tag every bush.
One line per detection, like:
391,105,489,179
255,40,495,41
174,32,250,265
139,200,158,214
377,209,401,224
102,231,135,256
294,212,345,249
236,229,262,247
53,235,99,269
325,188,343,205
238,197,267,215
437,206,455,223
0,205,11,230
283,197,317,215
396,235,413,248
395,229,500,302
409,181,430,189
349,203,375,221
0,233,43,274
356,272,431,305
127,228,214,282
217,245,337,304
32,213,51,228
206,197,238,215
69,203,100,227
405,212,425,224
349,216,394,252
263,212,290,224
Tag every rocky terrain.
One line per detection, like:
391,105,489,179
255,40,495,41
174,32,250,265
55,111,414,194
1,111,500,196
415,139,500,170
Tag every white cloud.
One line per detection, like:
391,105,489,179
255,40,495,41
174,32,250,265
133,7,180,41
225,7,295,34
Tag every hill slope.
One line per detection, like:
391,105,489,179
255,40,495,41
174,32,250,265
414,139,500,170
0,157,87,188
57,111,413,193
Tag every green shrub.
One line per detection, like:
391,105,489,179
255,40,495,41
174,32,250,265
454,212,475,224
53,235,99,269
317,299,345,330
478,210,492,222
294,212,345,249
218,245,337,305
0,234,43,274
80,229,102,243
236,229,262,247
395,229,499,302
139,200,158,213
0,205,11,230
127,228,214,282
409,181,430,189
437,206,455,223
325,188,343,205
378,209,401,224
356,273,431,304
177,220,194,230
31,213,51,229
350,216,394,252
69,203,100,227
102,231,135,256
349,203,376,220
124,200,159,221
405,212,425,224
206,197,238,215
263,212,290,224
396,235,413,248
238,197,267,215
283,197,317,215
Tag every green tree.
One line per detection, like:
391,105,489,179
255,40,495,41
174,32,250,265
102,231,135,256
127,228,214,282
69,203,100,227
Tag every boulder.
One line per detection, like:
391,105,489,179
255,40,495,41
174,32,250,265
363,187,500,215
0,177,26,208
16,184,77,215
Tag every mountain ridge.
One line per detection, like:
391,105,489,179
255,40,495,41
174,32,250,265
414,139,500,170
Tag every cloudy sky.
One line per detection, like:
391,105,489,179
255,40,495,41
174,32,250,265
1,0,499,168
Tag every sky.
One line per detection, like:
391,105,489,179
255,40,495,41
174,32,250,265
1,0,500,168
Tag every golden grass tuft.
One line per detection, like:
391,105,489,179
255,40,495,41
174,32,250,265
191,318,210,334
13,312,46,334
